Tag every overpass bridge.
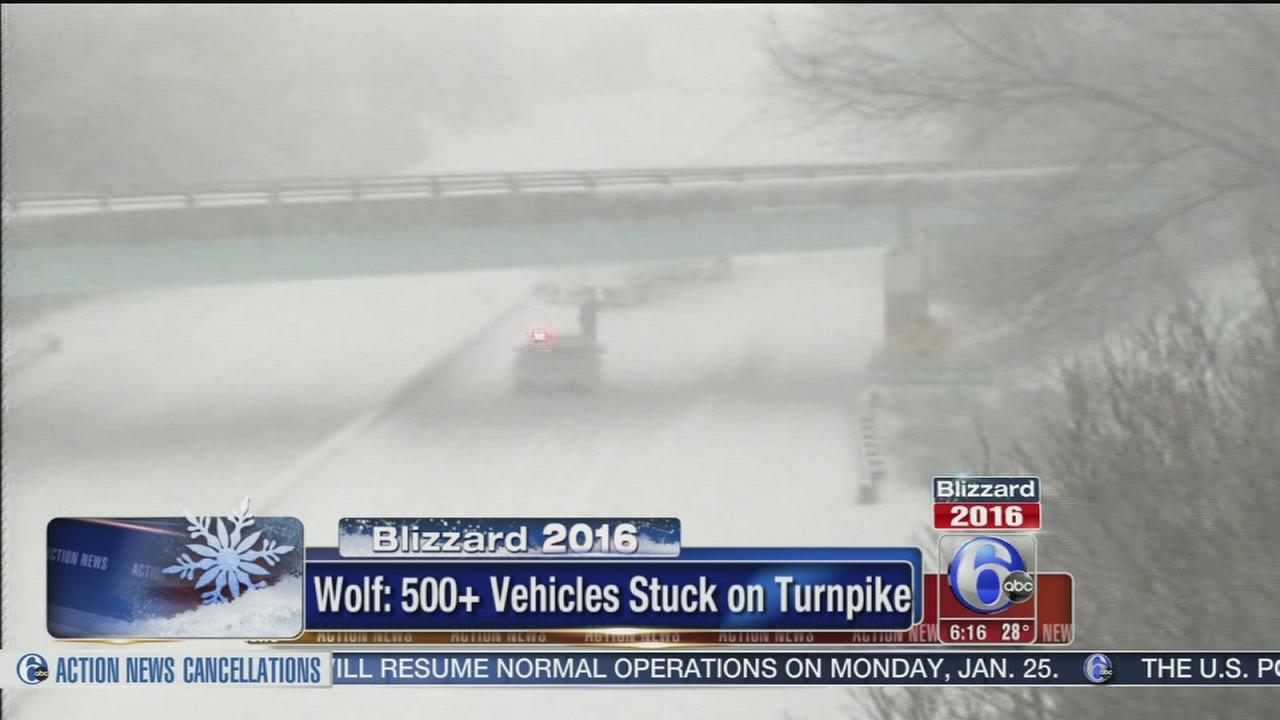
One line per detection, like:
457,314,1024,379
3,161,1145,297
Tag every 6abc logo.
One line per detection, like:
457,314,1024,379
16,653,49,685
945,535,1036,614
1083,653,1115,684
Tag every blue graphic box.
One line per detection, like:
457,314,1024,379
47,505,304,639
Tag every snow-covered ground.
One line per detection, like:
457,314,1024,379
4,248,932,718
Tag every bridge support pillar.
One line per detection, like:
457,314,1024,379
883,233,930,340
578,298,599,342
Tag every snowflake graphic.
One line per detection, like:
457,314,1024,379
162,497,295,605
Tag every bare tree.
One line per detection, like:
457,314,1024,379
772,9,1280,716
773,5,1280,340
852,257,1280,718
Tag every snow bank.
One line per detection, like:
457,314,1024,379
127,576,304,638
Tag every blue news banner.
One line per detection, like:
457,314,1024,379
305,548,923,632
332,652,1280,686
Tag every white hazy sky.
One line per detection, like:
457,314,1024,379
5,4,953,187
407,4,942,172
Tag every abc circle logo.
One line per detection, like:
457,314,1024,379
16,653,49,685
1002,571,1035,603
947,536,1034,614
1083,653,1114,684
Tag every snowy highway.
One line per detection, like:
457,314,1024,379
257,249,930,548
5,247,932,718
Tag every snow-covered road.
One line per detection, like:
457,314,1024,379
5,247,932,719
261,249,926,548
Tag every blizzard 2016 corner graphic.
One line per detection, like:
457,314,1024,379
46,498,304,639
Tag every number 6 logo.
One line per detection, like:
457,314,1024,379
16,653,48,685
948,536,1027,614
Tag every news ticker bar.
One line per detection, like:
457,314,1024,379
305,547,924,632
7,652,1280,688
331,651,1280,686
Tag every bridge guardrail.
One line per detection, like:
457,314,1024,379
4,161,1086,219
